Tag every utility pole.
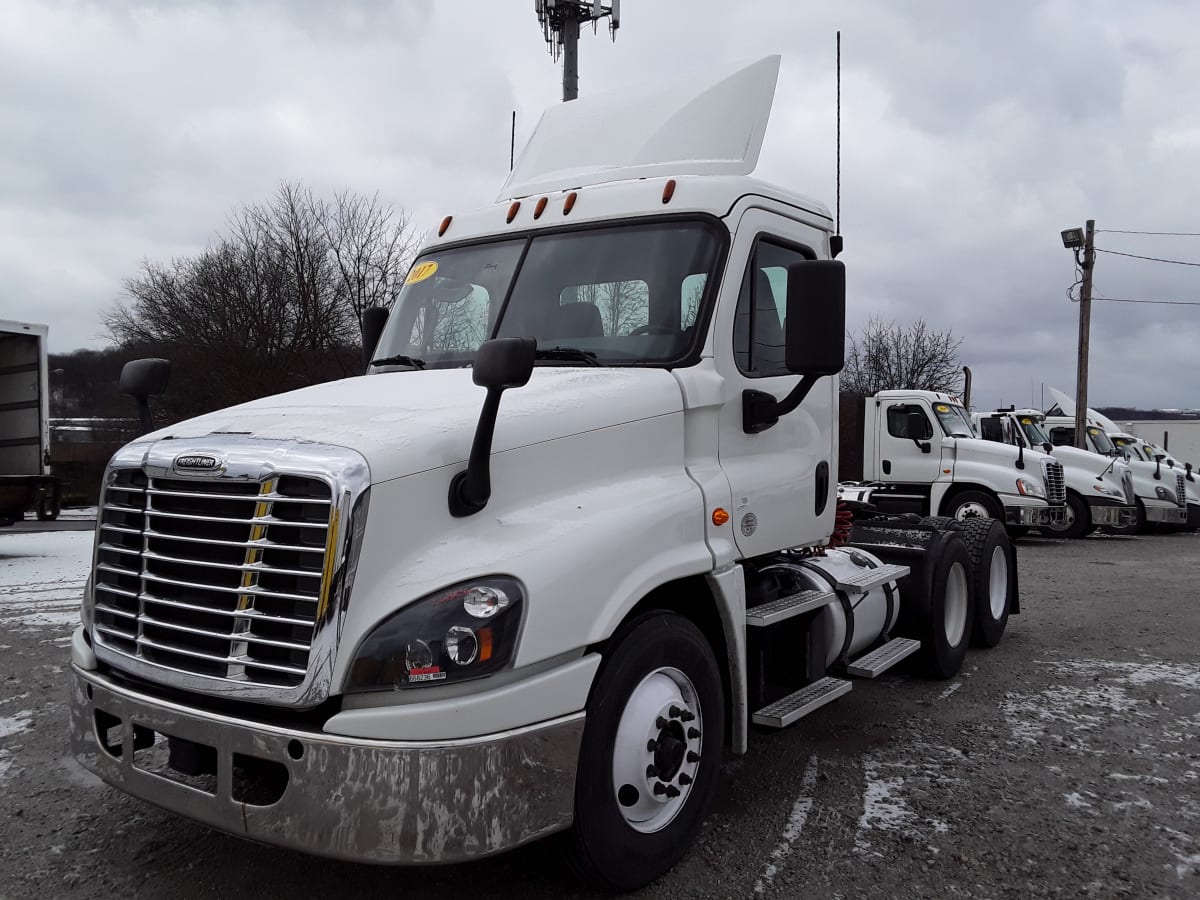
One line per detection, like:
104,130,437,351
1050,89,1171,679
1073,219,1096,449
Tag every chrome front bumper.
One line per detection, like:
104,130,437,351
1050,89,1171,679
1145,504,1188,525
1087,501,1137,527
1005,504,1063,526
69,665,583,864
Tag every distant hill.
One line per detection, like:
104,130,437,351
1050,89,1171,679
1097,407,1200,421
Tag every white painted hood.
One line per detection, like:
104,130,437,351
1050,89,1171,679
140,367,684,484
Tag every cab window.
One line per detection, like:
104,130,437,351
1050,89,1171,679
887,404,934,440
733,240,813,377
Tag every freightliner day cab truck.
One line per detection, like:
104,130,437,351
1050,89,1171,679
972,408,1135,539
69,58,1024,889
0,319,61,525
836,390,1065,533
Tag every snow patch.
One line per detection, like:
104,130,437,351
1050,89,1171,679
0,709,33,739
754,755,818,894
0,530,89,635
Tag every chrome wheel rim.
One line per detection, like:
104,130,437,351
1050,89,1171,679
611,666,702,833
944,562,969,646
988,545,1008,619
955,501,992,520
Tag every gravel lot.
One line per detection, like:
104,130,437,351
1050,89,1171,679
1,525,1197,899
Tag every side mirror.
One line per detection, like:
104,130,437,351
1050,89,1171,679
1043,442,1053,453
784,260,845,376
119,358,171,434
448,338,537,517
1187,462,1194,482
361,307,390,372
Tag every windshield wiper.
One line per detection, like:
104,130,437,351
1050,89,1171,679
370,354,426,369
534,347,600,366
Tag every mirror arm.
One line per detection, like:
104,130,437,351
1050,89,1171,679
135,397,154,435
1016,444,1025,470
742,374,820,434
448,387,505,517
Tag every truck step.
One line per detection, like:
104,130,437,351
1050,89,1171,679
745,589,837,627
846,637,922,678
831,562,910,594
751,676,853,728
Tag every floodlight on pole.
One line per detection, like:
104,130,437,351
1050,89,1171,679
1060,228,1084,250
534,0,620,102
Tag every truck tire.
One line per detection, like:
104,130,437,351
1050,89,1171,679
36,496,60,522
1042,492,1089,540
569,612,723,891
953,518,1014,648
942,490,1002,523
918,533,974,678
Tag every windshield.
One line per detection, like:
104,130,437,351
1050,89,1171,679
1087,426,1117,455
1018,415,1050,447
372,220,724,368
932,402,976,438
1112,436,1147,460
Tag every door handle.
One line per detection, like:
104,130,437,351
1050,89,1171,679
882,459,891,475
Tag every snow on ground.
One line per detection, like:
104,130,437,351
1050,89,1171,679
0,530,91,637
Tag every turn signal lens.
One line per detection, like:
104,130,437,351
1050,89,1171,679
712,508,730,526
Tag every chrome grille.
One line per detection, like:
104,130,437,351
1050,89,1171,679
1121,468,1135,505
1043,460,1066,506
93,469,333,688
1176,472,1187,508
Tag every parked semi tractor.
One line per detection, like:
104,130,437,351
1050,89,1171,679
972,408,1135,539
837,390,1064,532
0,319,60,525
68,58,1023,889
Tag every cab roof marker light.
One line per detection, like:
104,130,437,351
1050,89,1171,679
506,201,521,224
438,215,453,236
662,178,677,204
563,191,578,215
534,196,548,219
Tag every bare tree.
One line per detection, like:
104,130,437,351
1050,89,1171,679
105,180,417,420
842,316,965,396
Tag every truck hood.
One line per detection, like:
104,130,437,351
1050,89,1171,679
137,367,684,484
1048,444,1118,478
950,436,1053,470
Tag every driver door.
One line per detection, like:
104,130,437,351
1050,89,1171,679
875,399,942,484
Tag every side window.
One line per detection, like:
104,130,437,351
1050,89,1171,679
559,281,649,336
1049,427,1073,446
681,273,706,330
978,416,1005,443
886,404,933,440
733,239,812,376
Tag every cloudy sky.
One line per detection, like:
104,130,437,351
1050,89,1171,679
3,0,1199,410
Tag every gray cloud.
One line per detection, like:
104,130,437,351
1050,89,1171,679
2,0,1197,411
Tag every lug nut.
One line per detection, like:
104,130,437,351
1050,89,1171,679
665,785,681,798
669,705,682,718
678,772,693,785
687,727,700,739
679,710,696,722
646,764,658,778
656,716,668,729
646,739,658,752
686,751,700,763
653,782,668,796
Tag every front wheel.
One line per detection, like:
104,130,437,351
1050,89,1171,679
569,612,724,891
1042,492,1090,539
943,489,1003,522
1105,499,1145,535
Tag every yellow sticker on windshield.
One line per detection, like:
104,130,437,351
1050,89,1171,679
405,261,438,285
935,404,950,413
1021,417,1033,424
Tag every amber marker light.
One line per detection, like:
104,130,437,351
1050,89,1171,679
534,196,548,219
563,191,578,215
712,508,730,526
506,201,521,223
478,627,494,662
662,179,677,204
438,215,452,236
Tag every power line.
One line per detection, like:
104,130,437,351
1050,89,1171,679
1092,296,1200,307
1094,247,1200,267
1096,229,1200,236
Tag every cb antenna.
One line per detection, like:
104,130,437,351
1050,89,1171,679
830,31,844,259
534,1,620,102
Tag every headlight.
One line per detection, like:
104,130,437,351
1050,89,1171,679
1092,484,1123,498
345,576,524,692
1155,486,1175,501
1016,477,1045,498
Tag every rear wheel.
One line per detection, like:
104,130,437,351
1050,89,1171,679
36,496,60,522
1042,492,1089,539
953,518,1014,647
569,612,723,891
943,490,1003,522
923,536,974,678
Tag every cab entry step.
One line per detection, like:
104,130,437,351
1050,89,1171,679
751,676,853,728
832,563,910,594
745,589,837,627
846,637,922,678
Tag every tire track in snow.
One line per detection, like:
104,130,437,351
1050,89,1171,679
753,754,818,894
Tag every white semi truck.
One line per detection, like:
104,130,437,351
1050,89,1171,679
68,59,1024,889
0,319,61,524
971,408,1135,538
837,390,1064,532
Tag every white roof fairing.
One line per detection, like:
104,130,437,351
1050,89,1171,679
499,55,782,201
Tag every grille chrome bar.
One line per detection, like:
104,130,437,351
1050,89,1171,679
144,508,330,529
94,603,138,620
1042,460,1066,506
138,614,313,652
140,594,316,627
142,529,326,554
146,486,332,504
139,570,320,603
141,549,322,579
1176,472,1187,507
135,635,309,677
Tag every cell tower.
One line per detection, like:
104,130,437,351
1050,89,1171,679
534,0,620,102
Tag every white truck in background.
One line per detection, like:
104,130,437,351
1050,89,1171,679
972,408,1134,539
837,390,1064,534
0,319,61,525
67,58,1025,889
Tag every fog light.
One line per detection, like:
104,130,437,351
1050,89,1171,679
405,639,433,670
446,626,479,665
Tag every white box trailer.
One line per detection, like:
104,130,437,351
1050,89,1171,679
0,319,60,523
